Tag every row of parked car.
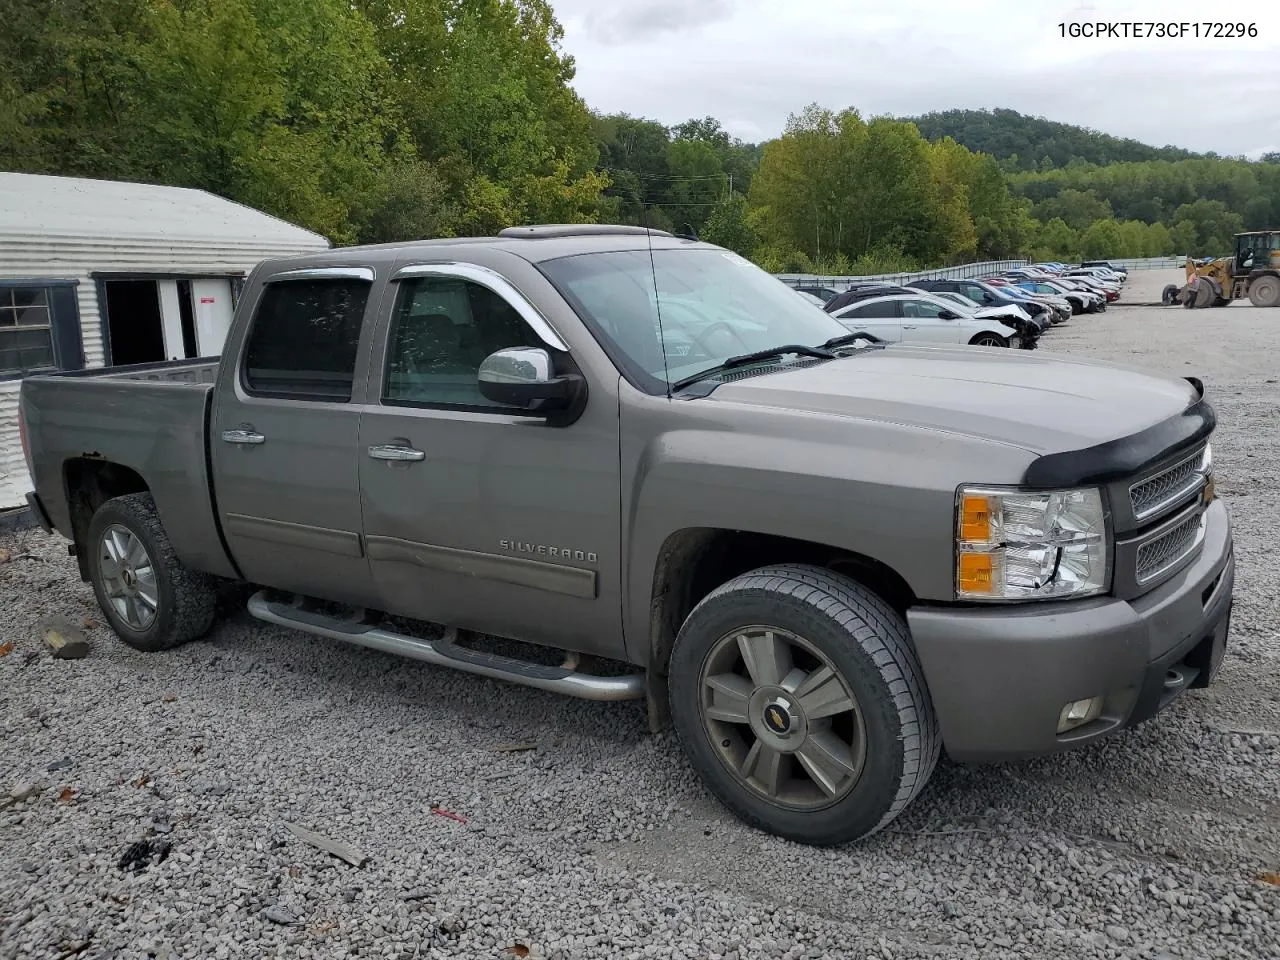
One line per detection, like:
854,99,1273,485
791,260,1128,350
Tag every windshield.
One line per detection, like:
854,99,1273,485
939,291,982,310
539,247,851,393
921,292,976,315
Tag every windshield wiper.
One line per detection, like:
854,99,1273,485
723,343,834,368
672,343,834,390
821,332,877,350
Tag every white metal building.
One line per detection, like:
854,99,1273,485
0,172,330,510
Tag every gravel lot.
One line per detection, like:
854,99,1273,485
3,281,1279,960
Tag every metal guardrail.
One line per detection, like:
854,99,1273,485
775,260,1029,290
777,255,1188,289
1100,256,1187,270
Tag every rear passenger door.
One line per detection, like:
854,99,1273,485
210,268,381,607
833,299,903,342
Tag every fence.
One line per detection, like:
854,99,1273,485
1098,256,1187,271
776,255,1188,290
775,260,1028,291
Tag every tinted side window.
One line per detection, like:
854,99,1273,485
902,300,947,318
243,280,369,401
843,300,898,319
383,277,543,410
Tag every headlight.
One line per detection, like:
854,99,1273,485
955,486,1109,601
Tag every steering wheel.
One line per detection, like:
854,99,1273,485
689,321,748,355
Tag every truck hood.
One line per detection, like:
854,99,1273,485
707,345,1199,455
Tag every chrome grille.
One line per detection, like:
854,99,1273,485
1129,446,1206,522
1136,511,1204,584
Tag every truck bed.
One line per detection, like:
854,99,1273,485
20,357,237,579
40,356,220,384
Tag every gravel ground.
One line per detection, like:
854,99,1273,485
3,291,1279,960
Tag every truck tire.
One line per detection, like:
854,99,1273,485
1188,282,1215,309
1249,275,1280,307
668,564,939,845
86,492,218,652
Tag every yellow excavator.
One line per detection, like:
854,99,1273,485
1163,229,1280,308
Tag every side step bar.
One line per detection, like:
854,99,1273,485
246,591,646,702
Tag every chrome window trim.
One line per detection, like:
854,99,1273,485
391,262,569,351
267,267,376,283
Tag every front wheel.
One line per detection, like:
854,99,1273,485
970,333,1009,347
668,565,940,845
1249,275,1280,307
86,492,218,652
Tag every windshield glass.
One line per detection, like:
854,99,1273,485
539,248,851,392
920,292,975,315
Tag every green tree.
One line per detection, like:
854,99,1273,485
664,137,726,235
1170,199,1245,254
1033,217,1079,261
1080,218,1125,259
1032,189,1113,231
1144,221,1174,256
701,194,757,256
1170,219,1199,255
356,0,605,233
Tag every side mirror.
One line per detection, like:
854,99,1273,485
938,310,959,320
477,346,585,421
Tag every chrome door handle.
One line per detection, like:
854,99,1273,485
368,444,425,462
222,428,265,445
902,324,918,329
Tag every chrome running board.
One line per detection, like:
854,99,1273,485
247,591,645,702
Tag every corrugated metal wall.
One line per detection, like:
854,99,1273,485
0,234,329,510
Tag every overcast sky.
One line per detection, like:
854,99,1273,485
552,0,1280,159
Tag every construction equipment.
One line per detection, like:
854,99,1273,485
1162,230,1280,308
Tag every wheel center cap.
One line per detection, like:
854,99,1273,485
761,696,795,736
121,568,136,588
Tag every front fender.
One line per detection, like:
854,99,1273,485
619,397,1037,663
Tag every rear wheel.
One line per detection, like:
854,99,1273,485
1249,275,1280,307
970,333,1008,347
86,493,218,652
668,564,939,845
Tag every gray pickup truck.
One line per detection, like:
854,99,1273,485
19,226,1234,845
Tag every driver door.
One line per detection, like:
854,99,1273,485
356,264,624,656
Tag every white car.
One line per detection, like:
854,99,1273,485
830,293,1021,347
905,288,1035,327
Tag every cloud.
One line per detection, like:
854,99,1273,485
577,0,740,46
556,0,1280,155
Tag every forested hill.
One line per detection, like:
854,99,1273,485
908,108,1205,170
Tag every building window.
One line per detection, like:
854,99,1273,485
0,286,56,376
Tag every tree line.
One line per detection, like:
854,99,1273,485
2,0,604,245
3,3,1277,270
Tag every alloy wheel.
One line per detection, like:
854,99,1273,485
99,524,159,630
699,626,867,810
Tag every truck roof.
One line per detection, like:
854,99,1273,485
261,225,704,269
